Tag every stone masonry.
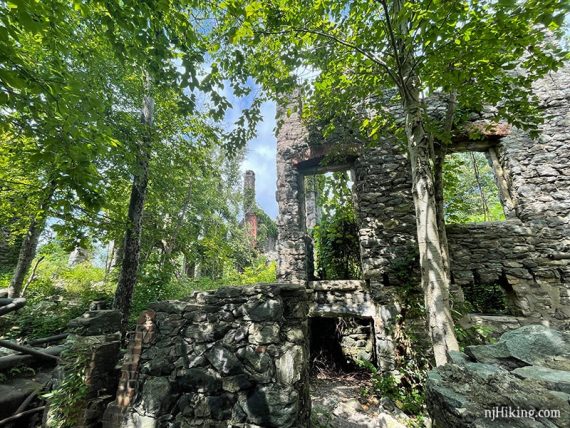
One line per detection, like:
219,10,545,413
275,65,570,369
103,283,310,428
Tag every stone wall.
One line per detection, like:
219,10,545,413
103,283,310,428
497,66,570,223
446,64,570,328
448,220,570,325
276,101,310,284
353,146,416,284
275,65,570,342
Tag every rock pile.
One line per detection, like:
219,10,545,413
427,325,570,427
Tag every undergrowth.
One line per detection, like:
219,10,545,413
1,243,277,338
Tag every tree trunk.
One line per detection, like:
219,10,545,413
403,95,459,366
8,183,55,298
113,87,153,333
433,147,451,279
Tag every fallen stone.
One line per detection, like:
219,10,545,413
513,366,570,394
68,310,121,335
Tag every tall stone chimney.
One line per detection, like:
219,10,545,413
244,170,257,244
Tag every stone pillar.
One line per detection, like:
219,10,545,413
102,310,156,427
276,98,310,284
47,310,122,428
68,246,90,267
245,212,258,245
304,175,320,230
244,170,256,214
244,170,258,244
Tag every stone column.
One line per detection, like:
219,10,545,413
244,170,258,244
47,309,122,428
276,98,310,284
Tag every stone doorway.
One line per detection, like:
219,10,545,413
309,316,381,427
309,316,376,375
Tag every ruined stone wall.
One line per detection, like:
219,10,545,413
448,220,570,323
103,283,310,428
276,102,310,284
275,65,570,333
353,145,416,284
497,65,570,223
446,65,570,327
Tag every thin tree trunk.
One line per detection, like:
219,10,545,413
471,152,490,220
403,94,459,366
434,91,457,280
113,81,153,332
8,183,55,298
384,0,459,365
434,147,450,279
21,256,44,297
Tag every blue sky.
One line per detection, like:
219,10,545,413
219,77,278,219
241,100,278,219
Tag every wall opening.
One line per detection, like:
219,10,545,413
309,316,375,376
303,170,362,280
462,270,519,315
443,151,507,223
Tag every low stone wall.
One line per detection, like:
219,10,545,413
338,317,375,364
308,280,375,317
103,283,310,428
448,220,570,325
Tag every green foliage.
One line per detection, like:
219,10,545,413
311,172,361,280
0,242,113,340
350,248,430,420
462,282,508,315
443,152,506,223
254,207,278,246
452,300,497,349
43,338,90,428
130,257,276,322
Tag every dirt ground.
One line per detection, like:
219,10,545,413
310,371,382,428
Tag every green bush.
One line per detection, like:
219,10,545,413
128,257,277,323
312,172,361,280
0,243,114,340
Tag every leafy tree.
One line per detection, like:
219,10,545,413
221,0,569,364
1,2,121,297
312,172,361,280
1,1,263,330
443,152,505,223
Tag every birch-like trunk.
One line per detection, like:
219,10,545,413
113,86,153,332
8,182,56,298
403,95,459,366
433,147,451,279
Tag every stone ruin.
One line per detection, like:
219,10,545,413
103,284,310,427
91,65,570,427
276,63,570,371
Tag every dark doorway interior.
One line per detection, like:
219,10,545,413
309,317,375,375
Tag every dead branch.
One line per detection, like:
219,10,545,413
28,334,68,347
0,298,26,316
21,256,45,297
0,345,63,371
0,406,45,426
0,340,60,363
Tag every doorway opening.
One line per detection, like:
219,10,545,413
303,171,362,280
309,316,375,376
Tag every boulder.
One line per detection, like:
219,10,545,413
427,325,570,427
68,310,121,336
